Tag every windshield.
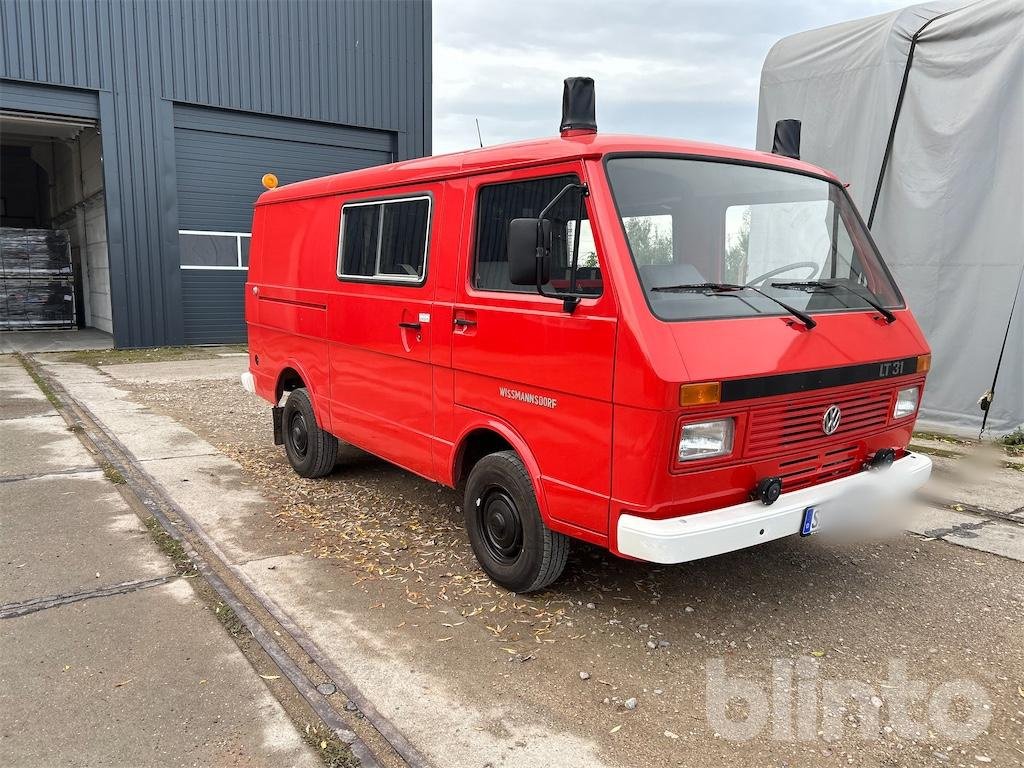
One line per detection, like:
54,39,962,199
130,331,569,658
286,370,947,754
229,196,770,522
606,157,904,322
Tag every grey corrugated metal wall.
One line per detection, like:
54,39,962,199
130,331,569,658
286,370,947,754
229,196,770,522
174,104,393,343
0,0,431,347
0,79,99,117
179,270,248,345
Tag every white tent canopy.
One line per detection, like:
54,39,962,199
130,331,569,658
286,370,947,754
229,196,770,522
756,0,1024,436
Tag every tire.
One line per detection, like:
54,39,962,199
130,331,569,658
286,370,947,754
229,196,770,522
463,450,569,593
282,388,338,478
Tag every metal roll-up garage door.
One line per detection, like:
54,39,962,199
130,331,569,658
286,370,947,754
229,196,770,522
173,104,393,344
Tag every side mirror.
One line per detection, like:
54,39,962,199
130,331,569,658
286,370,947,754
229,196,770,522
508,218,551,285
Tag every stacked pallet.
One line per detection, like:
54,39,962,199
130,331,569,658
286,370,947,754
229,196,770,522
0,228,76,331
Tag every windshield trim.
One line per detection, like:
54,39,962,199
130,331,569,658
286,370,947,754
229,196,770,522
601,151,906,324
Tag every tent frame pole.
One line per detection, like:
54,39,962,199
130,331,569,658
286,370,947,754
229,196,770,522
866,6,967,229
980,260,1024,438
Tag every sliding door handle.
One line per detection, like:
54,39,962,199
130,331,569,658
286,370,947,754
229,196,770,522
453,317,477,328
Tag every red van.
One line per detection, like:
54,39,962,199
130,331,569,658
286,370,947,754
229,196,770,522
243,79,932,592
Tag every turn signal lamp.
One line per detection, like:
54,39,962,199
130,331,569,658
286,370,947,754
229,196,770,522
680,381,721,407
916,354,931,374
261,173,279,190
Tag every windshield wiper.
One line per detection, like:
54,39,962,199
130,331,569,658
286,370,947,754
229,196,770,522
770,280,896,324
652,282,816,329
650,282,746,293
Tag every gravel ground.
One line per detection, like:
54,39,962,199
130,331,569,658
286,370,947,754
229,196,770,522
128,376,1024,768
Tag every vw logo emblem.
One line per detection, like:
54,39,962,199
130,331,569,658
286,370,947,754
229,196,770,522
822,404,842,435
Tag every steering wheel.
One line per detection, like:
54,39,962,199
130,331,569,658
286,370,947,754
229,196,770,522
745,262,820,287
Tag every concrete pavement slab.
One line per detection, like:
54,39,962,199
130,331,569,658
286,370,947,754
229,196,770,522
140,453,307,564
927,453,1024,513
0,328,112,354
34,361,304,561
35,362,220,460
907,505,1024,561
33,360,110,385
0,357,52,420
86,407,222,461
0,413,95,477
241,554,612,768
0,580,318,768
2,356,321,768
0,472,172,604
100,357,247,384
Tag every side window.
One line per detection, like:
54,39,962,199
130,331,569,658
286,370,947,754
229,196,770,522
338,196,430,282
474,174,602,295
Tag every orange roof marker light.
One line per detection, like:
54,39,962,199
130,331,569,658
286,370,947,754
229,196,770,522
261,173,279,190
680,382,721,407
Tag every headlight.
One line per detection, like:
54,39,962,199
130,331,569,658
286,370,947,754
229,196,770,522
893,386,920,419
678,418,734,462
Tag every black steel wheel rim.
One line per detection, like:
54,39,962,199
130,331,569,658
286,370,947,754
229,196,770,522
479,487,524,565
289,411,309,458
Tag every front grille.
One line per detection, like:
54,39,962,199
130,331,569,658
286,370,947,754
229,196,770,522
777,444,861,491
746,385,892,458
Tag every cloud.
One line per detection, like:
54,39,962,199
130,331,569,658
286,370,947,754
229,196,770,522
432,0,907,155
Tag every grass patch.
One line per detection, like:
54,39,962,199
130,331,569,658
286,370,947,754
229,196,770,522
143,516,196,576
101,463,127,485
907,444,962,459
300,721,359,768
46,344,247,368
912,430,970,445
15,353,61,409
213,601,249,640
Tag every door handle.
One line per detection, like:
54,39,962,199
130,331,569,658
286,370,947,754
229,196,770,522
453,317,477,327
398,321,422,331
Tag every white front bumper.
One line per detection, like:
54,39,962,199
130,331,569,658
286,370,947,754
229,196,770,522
240,370,256,395
616,452,932,564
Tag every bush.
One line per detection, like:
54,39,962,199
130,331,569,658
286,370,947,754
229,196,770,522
1000,427,1024,446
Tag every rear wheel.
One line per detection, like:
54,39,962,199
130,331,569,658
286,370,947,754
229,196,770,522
282,388,337,478
464,450,569,593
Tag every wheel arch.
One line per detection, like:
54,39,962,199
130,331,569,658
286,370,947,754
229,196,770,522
275,365,305,403
272,358,331,430
451,421,550,522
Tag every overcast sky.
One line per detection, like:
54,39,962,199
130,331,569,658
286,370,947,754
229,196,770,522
431,0,906,155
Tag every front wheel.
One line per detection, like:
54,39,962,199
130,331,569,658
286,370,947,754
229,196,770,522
282,388,338,478
463,450,569,593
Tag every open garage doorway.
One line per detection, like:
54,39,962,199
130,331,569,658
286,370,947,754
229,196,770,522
0,110,113,352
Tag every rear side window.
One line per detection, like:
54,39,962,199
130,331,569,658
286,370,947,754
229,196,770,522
338,196,430,282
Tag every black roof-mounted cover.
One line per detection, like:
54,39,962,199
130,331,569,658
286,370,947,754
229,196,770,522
560,77,597,134
771,119,802,159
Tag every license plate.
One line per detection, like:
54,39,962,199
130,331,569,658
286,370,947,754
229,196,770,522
800,506,821,536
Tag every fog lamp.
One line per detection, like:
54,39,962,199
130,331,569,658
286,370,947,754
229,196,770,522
753,476,783,506
868,448,896,470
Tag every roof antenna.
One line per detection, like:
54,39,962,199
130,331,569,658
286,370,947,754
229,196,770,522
475,117,484,148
